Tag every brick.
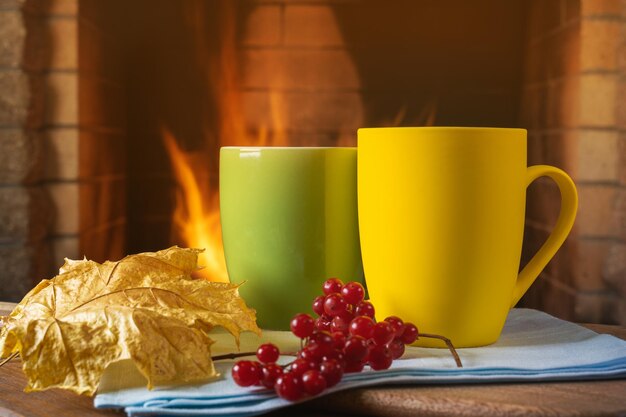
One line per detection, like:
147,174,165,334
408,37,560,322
612,301,626,325
241,49,360,89
242,5,281,46
23,0,77,16
519,87,546,130
618,28,626,70
616,188,626,239
44,72,78,125
0,0,23,10
527,131,545,165
605,242,626,294
42,128,78,180
577,184,619,237
0,128,41,184
581,0,623,16
581,20,621,70
241,91,364,131
575,292,620,323
519,272,577,321
23,13,47,71
0,11,25,67
547,76,579,128
50,235,79,270
546,21,581,77
527,0,563,41
0,242,50,302
0,186,50,241
577,129,619,181
46,182,79,234
564,0,581,22
284,5,345,46
521,37,545,85
27,73,45,128
0,70,29,126
48,17,77,69
571,238,612,291
542,131,576,174
579,73,617,127
619,133,626,185
526,176,563,228
617,80,626,128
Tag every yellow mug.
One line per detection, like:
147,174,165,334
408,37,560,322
358,127,578,347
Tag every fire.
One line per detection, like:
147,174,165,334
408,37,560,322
163,129,228,282
163,1,436,282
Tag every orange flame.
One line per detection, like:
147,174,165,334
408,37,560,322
163,128,228,282
163,1,436,282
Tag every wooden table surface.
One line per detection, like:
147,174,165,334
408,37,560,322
1,302,625,417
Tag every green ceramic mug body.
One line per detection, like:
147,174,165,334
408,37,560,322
220,147,364,329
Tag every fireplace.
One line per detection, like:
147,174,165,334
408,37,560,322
1,0,624,324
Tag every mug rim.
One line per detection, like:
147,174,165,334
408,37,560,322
221,146,356,150
358,126,527,133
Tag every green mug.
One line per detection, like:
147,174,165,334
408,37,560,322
219,147,364,329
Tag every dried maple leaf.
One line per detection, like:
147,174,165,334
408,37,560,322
0,246,259,395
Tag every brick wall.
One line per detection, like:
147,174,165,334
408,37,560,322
0,0,51,301
0,0,126,302
238,1,364,145
519,0,626,324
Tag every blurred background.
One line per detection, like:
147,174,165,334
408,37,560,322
0,0,624,324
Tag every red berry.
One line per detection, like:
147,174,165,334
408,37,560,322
372,321,395,346
301,370,327,395
323,293,348,316
389,338,405,359
340,282,365,305
312,296,325,316
290,358,315,376
401,323,419,344
256,343,280,364
261,363,283,388
314,316,331,332
275,372,304,401
307,331,335,357
331,331,346,350
290,313,315,339
368,345,393,370
344,335,368,362
384,316,405,337
349,316,375,339
232,360,262,387
319,359,343,387
344,359,366,373
330,314,351,334
323,278,343,295
355,301,375,318
298,346,322,363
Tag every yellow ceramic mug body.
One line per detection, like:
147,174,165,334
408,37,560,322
358,127,578,347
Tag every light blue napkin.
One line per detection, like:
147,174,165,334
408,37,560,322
95,309,626,417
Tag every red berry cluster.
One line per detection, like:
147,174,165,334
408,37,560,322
231,278,419,401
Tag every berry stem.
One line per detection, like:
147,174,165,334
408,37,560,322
419,333,463,368
212,351,298,361
0,352,18,368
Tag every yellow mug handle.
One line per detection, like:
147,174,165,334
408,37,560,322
511,165,578,307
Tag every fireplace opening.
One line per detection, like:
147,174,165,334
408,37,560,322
1,0,624,325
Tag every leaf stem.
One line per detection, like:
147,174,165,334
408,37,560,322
419,333,463,367
0,352,18,368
